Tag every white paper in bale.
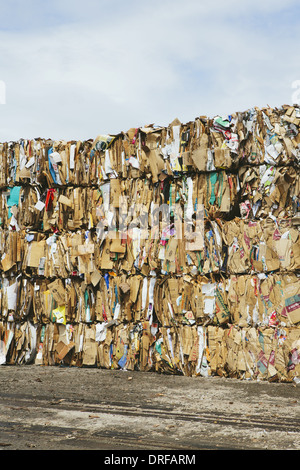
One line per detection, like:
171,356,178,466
7,281,18,310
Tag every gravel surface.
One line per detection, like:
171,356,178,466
0,365,299,452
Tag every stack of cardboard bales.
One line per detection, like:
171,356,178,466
0,105,299,382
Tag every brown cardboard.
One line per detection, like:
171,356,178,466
48,279,65,305
58,194,72,207
190,133,208,171
110,178,121,208
27,240,46,268
55,341,75,361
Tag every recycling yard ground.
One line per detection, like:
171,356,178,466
0,365,299,453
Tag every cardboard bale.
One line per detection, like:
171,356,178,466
151,324,211,377
0,103,299,382
235,105,300,166
222,218,300,274
154,275,230,327
238,165,299,220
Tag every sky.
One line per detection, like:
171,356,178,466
0,0,300,142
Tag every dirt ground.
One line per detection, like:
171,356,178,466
0,364,299,453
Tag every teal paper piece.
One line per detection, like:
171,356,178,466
7,186,21,218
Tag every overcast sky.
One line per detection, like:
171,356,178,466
0,0,300,142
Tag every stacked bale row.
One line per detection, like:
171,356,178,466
0,105,299,381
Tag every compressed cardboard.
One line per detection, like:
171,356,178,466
0,103,299,382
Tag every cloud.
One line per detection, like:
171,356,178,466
0,0,300,141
